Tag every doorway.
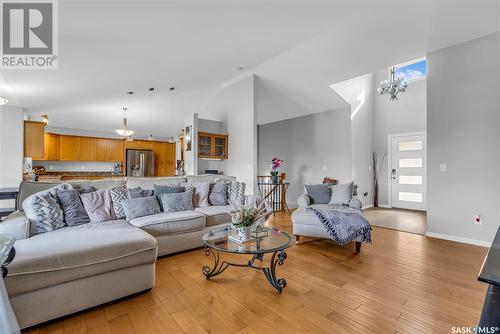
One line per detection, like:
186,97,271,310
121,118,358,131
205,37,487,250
388,132,426,211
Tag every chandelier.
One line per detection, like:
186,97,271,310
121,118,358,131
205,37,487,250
377,66,408,101
115,92,135,137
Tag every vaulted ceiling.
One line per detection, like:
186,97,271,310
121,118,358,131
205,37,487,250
1,1,498,136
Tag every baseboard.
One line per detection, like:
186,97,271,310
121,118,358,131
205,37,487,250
362,204,373,210
377,204,391,208
426,231,492,248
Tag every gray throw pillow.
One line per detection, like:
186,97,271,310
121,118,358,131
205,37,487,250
161,191,194,213
304,184,331,204
329,182,354,205
121,196,161,221
80,189,116,223
214,179,246,206
57,189,90,226
128,187,154,199
22,183,72,235
183,182,210,207
154,185,185,211
110,187,129,219
209,182,227,206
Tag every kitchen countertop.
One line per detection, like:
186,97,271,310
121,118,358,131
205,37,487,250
478,226,500,286
40,172,123,177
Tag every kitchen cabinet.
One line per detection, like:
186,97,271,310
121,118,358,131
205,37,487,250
77,137,96,161
153,142,176,176
198,132,228,159
59,135,79,161
24,121,45,159
44,133,60,160
96,138,123,162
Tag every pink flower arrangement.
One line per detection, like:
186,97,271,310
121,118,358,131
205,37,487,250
271,157,284,171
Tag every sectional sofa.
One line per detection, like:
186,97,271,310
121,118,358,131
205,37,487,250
0,174,246,329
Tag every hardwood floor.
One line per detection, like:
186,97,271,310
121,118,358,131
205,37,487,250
25,211,488,334
364,207,427,235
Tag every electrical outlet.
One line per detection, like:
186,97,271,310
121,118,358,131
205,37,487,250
49,165,53,170
81,166,85,170
475,215,482,225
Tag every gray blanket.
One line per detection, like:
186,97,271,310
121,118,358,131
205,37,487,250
306,206,372,245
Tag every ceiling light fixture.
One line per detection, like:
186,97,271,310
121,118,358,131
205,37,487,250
148,87,155,141
115,92,135,137
41,114,49,125
377,66,408,101
0,97,8,105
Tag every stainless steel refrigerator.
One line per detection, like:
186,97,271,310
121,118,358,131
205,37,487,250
126,149,155,177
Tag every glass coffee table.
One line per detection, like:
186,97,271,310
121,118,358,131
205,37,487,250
202,226,293,293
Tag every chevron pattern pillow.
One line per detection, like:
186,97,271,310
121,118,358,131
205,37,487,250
215,179,246,206
110,187,129,219
22,183,73,236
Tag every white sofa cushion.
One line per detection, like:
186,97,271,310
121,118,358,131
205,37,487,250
5,220,157,296
128,211,205,237
126,177,186,190
194,206,232,227
291,205,336,226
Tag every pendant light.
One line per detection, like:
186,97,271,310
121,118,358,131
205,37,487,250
115,92,135,137
148,87,155,141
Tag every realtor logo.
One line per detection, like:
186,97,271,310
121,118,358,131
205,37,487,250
1,0,58,69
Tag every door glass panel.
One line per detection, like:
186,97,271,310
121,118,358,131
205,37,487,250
214,146,225,157
399,158,422,168
399,192,423,202
398,175,423,185
215,137,225,145
398,140,422,151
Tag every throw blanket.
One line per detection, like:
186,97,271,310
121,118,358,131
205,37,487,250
306,206,372,245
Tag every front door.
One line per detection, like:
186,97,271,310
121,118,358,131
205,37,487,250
390,133,426,211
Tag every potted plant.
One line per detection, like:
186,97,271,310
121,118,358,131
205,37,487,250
270,157,284,184
229,202,269,242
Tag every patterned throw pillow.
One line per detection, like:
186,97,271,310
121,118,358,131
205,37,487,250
110,187,129,219
22,183,73,236
215,179,246,206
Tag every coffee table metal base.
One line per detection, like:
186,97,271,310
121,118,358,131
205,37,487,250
202,244,287,293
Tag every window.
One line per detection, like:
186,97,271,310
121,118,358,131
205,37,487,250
398,140,423,152
395,58,426,82
399,158,423,168
399,175,423,185
399,192,423,203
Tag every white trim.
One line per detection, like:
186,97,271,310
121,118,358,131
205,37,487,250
362,204,373,210
377,204,391,209
426,232,491,248
387,131,426,210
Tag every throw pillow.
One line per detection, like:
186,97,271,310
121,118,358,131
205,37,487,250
22,183,72,235
184,182,210,207
121,196,161,221
161,190,194,213
77,185,95,194
57,189,90,227
80,189,116,223
128,187,154,199
109,187,129,219
154,185,185,211
215,179,246,206
209,182,227,206
329,182,354,205
304,184,331,204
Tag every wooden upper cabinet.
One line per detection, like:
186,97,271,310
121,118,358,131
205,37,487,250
152,141,176,176
44,133,60,160
108,139,123,162
24,121,46,159
96,138,123,162
59,135,79,161
198,132,228,159
77,137,96,161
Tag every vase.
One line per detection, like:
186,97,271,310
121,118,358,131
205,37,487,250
237,226,253,242
270,175,278,184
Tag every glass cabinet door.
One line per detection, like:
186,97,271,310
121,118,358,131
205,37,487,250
214,136,226,158
199,135,212,157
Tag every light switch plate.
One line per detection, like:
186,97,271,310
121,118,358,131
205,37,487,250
439,163,447,172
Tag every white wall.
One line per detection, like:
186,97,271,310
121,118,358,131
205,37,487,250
373,68,427,206
427,33,500,245
0,105,23,188
258,108,352,206
204,76,257,194
331,73,374,207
